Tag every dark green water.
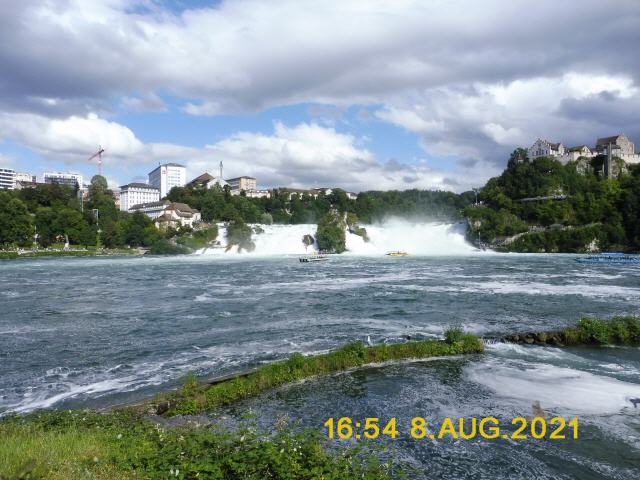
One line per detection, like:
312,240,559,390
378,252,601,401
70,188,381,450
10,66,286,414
1,253,639,477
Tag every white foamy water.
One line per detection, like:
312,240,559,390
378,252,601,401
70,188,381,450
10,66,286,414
197,220,477,256
466,358,640,415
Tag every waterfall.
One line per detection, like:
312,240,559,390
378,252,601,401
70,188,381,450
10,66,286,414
196,219,476,256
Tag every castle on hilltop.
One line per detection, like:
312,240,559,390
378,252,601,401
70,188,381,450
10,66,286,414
528,134,639,165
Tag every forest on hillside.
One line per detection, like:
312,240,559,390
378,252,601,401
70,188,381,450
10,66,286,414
466,150,640,252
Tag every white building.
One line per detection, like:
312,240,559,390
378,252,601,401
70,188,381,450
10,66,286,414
245,189,271,198
226,176,257,195
43,171,84,189
15,172,34,183
562,145,593,162
528,139,566,160
0,168,15,189
129,200,201,229
119,183,160,211
188,172,228,189
528,134,640,167
148,163,186,198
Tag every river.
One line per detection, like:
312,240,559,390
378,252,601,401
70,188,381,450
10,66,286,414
0,222,639,478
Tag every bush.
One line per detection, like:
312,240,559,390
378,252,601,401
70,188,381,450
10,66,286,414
577,317,610,344
444,326,464,344
259,212,273,225
148,239,190,255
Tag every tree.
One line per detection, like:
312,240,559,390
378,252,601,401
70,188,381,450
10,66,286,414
226,219,255,252
126,212,154,246
88,175,109,200
260,212,273,225
507,147,529,168
316,211,346,253
0,192,33,247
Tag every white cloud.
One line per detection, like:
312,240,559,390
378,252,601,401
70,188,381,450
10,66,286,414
0,112,145,163
1,1,639,191
1,0,639,116
374,73,640,162
0,109,496,192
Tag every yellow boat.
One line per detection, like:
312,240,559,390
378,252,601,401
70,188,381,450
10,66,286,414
386,251,409,257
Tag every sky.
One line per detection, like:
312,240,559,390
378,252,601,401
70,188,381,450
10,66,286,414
0,0,639,192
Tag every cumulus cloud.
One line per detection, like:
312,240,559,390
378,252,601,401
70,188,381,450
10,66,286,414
188,122,502,192
375,73,640,165
0,113,145,162
1,0,639,190
0,109,497,191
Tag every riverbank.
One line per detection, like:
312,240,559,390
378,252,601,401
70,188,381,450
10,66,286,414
2,314,639,478
0,248,143,260
0,334,482,479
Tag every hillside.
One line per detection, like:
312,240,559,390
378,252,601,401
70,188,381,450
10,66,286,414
465,150,640,253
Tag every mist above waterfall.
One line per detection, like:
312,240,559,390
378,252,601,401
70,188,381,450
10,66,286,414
197,218,476,256
345,218,476,255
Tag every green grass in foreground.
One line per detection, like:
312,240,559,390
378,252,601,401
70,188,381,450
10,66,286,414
164,334,484,416
0,411,395,480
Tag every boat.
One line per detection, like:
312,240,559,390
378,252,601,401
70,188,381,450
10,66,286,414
575,253,640,264
299,254,329,263
386,251,409,257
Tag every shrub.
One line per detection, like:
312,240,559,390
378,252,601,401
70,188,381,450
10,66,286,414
609,317,630,344
444,326,464,344
148,238,190,255
259,212,273,225
577,317,610,344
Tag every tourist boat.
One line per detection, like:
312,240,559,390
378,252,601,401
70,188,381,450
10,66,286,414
386,251,409,257
575,253,640,264
299,254,329,263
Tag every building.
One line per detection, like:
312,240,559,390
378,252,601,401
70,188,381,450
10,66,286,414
594,134,640,164
245,189,271,198
528,134,640,169
0,168,15,189
119,183,160,211
129,200,201,229
226,176,256,194
15,172,35,183
43,171,84,190
189,172,228,189
563,145,593,162
528,139,566,160
148,163,186,198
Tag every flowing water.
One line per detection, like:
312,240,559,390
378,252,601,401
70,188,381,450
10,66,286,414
1,221,639,478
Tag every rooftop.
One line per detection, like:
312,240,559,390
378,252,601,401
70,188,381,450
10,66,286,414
120,182,160,190
149,163,185,171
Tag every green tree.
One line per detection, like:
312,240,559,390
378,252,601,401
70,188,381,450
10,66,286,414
0,192,33,247
88,175,109,200
316,211,346,253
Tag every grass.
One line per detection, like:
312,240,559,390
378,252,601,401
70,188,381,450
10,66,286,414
0,411,396,479
162,335,484,416
0,335,482,479
505,316,640,346
566,316,640,345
